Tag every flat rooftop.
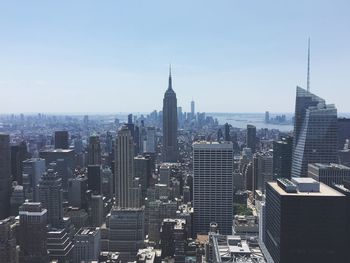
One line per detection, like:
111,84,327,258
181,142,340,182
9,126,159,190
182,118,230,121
309,163,350,170
269,181,345,197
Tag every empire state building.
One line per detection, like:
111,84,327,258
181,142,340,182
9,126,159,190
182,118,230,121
162,66,178,162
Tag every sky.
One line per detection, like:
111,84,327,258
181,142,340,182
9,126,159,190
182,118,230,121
0,0,349,114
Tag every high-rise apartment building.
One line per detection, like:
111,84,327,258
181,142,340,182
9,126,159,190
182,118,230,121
193,141,233,235
291,87,338,177
0,134,11,220
162,67,178,162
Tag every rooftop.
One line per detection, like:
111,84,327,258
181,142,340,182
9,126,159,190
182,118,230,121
269,180,344,197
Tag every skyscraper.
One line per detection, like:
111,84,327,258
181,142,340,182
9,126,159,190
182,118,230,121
0,217,18,263
54,130,69,149
162,66,178,162
10,141,28,184
38,168,63,227
291,87,338,177
87,164,102,194
246,125,256,153
115,125,139,208
191,99,195,119
273,136,293,179
19,201,48,263
193,141,233,235
265,178,347,263
337,118,350,150
0,134,11,220
88,135,101,165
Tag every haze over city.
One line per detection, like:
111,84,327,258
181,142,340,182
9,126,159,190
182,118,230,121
0,0,350,113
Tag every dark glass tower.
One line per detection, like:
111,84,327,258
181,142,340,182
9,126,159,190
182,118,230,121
162,67,178,162
291,87,338,177
246,124,256,153
273,136,293,179
0,134,11,220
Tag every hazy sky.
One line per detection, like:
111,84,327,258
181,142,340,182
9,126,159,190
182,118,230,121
0,0,349,114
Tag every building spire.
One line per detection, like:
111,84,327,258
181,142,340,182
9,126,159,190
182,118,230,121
168,64,173,90
307,37,311,92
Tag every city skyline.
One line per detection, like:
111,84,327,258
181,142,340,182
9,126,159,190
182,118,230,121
1,1,350,113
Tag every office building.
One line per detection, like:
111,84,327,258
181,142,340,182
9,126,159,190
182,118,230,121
224,123,230,142
87,164,101,194
74,227,101,263
308,163,350,186
337,118,350,150
108,207,145,261
246,125,256,153
115,125,140,208
0,217,18,263
134,155,152,200
18,201,48,263
291,87,338,177
145,127,156,153
273,136,293,179
88,135,101,165
193,141,233,235
162,67,178,162
67,175,88,208
47,227,74,262
22,158,46,201
89,194,103,227
38,168,63,227
10,184,25,216
160,218,187,261
0,134,11,219
54,131,69,149
159,163,171,186
10,141,28,184
191,100,195,119
252,151,273,194
265,178,347,263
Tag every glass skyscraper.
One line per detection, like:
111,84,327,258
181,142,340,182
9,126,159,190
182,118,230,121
291,87,338,177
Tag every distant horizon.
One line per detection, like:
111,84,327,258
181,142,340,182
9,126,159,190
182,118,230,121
1,1,350,113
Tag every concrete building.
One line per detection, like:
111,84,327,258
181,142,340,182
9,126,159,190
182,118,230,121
265,178,347,263
193,141,233,235
145,127,156,153
73,227,101,263
308,163,350,186
0,134,11,219
162,67,178,162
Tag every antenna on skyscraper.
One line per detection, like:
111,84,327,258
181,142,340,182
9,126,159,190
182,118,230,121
307,37,311,92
